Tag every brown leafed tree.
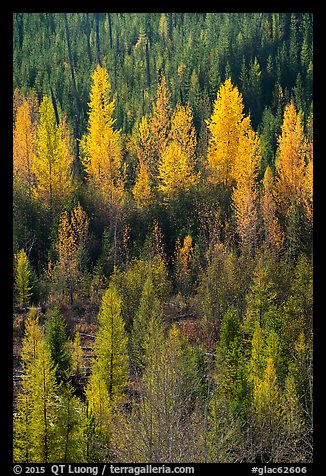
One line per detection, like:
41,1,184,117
260,166,284,257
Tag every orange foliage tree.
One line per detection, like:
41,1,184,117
231,116,262,256
80,65,125,209
51,203,89,305
275,102,308,218
13,95,38,197
206,79,249,187
32,96,75,216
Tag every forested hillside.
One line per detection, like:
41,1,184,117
13,13,313,464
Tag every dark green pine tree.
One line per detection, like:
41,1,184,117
45,309,71,383
130,275,162,374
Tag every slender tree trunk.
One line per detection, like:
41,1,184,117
85,13,92,64
49,84,59,125
107,13,113,49
95,13,102,67
109,311,114,399
43,363,48,463
113,212,118,269
63,13,81,172
145,39,150,88
64,398,70,462
168,13,173,41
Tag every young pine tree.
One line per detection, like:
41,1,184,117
45,309,71,383
32,96,75,217
14,311,60,463
15,249,33,308
130,275,162,374
85,283,129,438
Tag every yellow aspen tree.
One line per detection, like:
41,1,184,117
132,116,155,207
169,102,197,161
248,322,265,389
231,126,261,256
80,65,124,208
138,115,156,175
32,96,75,215
206,79,247,186
158,101,198,200
133,161,153,207
158,142,197,200
13,87,23,123
70,202,89,254
80,65,124,267
150,73,172,160
53,203,89,305
302,158,313,225
20,308,44,368
260,166,284,257
54,210,78,305
253,357,282,430
174,235,197,295
275,102,307,217
13,97,37,196
234,122,261,186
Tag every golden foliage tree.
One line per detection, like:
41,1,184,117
132,116,156,207
158,142,197,200
52,203,89,305
150,73,172,160
231,127,261,256
137,116,156,175
132,161,153,207
206,79,249,186
173,235,198,295
80,65,125,267
80,65,124,208
275,102,307,217
169,102,197,161
32,96,75,215
302,158,313,225
13,96,37,196
157,102,198,200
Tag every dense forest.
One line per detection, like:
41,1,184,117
13,13,313,464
